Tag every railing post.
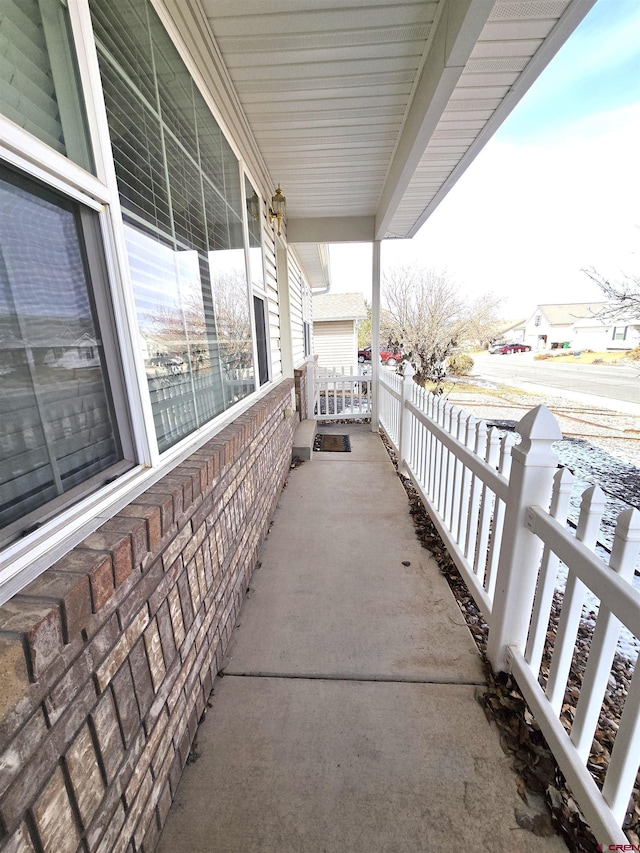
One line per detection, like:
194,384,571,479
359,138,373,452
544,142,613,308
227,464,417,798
397,361,415,477
306,358,315,420
486,405,562,672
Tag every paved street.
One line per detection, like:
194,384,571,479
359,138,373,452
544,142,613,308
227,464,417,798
472,352,640,412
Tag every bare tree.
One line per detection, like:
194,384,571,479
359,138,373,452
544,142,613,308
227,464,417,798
382,266,501,389
357,299,372,349
582,268,640,322
141,269,252,375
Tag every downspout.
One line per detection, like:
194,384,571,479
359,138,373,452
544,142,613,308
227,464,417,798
311,244,331,295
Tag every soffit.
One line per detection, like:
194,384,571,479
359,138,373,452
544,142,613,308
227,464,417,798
199,0,594,243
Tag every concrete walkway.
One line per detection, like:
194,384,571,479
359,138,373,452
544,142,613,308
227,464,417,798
158,425,566,852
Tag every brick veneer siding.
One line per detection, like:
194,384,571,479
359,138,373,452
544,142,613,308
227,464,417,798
293,365,308,420
0,380,295,853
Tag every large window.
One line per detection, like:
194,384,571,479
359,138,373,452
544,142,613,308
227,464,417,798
0,166,130,545
90,0,258,451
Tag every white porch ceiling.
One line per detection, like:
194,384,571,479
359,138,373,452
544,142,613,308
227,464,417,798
198,0,595,247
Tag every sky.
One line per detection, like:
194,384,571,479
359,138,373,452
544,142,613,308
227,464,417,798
328,0,640,321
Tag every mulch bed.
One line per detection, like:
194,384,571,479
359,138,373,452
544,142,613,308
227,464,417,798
380,431,640,852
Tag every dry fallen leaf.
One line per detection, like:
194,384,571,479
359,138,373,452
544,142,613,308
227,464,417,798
516,774,529,804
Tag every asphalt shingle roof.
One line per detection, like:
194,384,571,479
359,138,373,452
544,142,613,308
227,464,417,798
313,292,367,321
535,302,607,325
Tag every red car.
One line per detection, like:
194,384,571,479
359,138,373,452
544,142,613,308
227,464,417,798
491,343,531,355
358,346,403,365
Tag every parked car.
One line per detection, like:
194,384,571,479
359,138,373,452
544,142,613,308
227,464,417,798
490,343,531,355
147,355,186,375
358,345,403,366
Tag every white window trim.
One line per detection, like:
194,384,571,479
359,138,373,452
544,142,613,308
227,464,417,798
0,121,108,210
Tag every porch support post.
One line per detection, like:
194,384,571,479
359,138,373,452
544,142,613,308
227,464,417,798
486,405,562,673
371,239,381,432
306,358,315,420
276,240,294,378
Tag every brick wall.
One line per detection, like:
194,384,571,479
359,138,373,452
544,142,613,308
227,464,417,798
0,380,295,853
293,358,316,421
293,365,307,420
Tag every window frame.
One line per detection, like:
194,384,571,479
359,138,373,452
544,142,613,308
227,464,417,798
0,165,138,548
242,169,273,387
612,326,627,341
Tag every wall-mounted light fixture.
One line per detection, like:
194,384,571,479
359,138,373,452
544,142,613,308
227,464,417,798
268,184,286,236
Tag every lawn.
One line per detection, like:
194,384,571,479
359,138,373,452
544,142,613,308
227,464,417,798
532,350,632,364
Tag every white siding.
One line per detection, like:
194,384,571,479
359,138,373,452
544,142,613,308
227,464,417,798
261,221,282,379
314,320,357,373
524,320,573,350
287,253,306,367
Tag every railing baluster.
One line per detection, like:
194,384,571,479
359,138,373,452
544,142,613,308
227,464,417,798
571,509,640,761
421,390,428,490
546,485,607,715
432,398,442,504
525,467,574,676
465,419,487,561
484,433,516,599
437,402,452,512
427,394,437,498
443,406,460,527
602,645,640,824
473,426,500,583
450,408,463,537
456,415,476,553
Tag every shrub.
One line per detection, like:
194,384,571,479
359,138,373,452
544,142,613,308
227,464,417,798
446,353,474,376
534,352,552,360
627,346,640,361
592,358,603,365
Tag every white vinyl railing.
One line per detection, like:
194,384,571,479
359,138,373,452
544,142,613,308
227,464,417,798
315,367,372,421
378,364,640,846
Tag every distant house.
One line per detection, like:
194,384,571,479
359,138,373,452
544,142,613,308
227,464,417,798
313,292,367,373
491,318,527,344
522,303,607,350
572,313,640,352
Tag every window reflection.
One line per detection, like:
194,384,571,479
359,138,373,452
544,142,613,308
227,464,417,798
245,176,265,292
209,249,255,407
0,168,121,538
127,226,256,451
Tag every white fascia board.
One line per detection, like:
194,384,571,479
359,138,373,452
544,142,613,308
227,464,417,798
290,243,332,292
375,0,493,240
288,216,375,243
404,0,598,239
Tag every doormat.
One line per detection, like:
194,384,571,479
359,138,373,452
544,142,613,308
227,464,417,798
313,434,351,452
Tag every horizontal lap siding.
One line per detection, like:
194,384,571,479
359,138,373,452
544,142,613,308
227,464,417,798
289,255,307,367
314,321,357,373
0,380,295,853
263,227,282,380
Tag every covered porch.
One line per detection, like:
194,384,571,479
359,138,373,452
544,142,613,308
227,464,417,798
157,424,566,851
3,2,629,852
